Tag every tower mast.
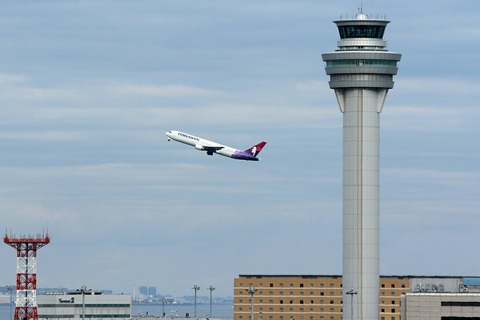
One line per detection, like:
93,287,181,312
4,232,51,320
322,9,401,320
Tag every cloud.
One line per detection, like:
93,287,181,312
111,84,223,97
394,77,480,96
0,131,86,141
0,73,27,84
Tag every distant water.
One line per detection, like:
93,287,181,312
0,304,13,320
0,303,234,319
132,303,233,318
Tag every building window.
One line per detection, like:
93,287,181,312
391,284,395,288
270,283,274,288
280,300,283,304
300,300,304,304
280,308,284,312
280,291,284,296
300,284,304,288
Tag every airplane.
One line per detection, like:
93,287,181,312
165,130,266,161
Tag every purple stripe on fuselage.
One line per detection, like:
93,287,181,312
231,151,259,161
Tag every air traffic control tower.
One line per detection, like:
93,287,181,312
322,10,401,320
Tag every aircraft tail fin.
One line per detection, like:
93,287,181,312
245,141,267,157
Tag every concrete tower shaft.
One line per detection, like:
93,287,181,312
322,10,401,320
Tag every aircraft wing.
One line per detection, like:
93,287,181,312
201,145,224,152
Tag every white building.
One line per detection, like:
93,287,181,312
401,293,480,320
37,290,131,320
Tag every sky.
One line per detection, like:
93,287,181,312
1,0,479,298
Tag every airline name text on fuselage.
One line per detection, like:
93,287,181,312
178,132,200,142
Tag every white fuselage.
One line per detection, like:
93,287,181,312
166,130,236,158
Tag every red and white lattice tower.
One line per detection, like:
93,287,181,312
4,232,50,320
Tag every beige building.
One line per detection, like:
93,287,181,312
234,275,479,320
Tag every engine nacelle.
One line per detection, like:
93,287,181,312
195,144,204,151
